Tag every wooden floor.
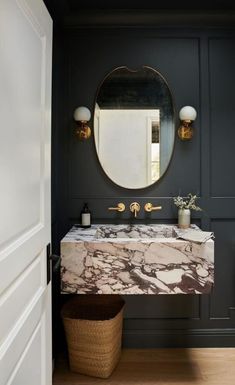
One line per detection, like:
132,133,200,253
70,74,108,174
53,348,235,385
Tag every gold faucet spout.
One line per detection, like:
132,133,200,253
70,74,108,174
130,202,141,217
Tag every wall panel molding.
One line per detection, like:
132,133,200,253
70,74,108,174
209,220,235,320
123,328,235,348
209,37,235,197
64,11,235,29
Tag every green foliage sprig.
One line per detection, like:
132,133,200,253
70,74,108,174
173,193,202,211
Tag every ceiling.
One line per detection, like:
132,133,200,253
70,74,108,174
75,0,235,10
47,0,235,11
44,0,235,27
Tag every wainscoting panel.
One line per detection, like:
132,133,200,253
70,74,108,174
209,220,235,319
209,38,235,198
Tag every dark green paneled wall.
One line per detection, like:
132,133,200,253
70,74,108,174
52,27,235,349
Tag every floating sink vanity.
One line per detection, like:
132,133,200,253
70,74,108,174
61,224,214,295
60,68,216,295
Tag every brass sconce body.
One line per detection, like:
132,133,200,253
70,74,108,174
178,119,194,140
75,122,91,140
73,106,91,140
178,106,197,141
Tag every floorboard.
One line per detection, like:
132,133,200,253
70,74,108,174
53,348,235,385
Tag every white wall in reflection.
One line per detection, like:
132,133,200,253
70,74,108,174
94,108,160,189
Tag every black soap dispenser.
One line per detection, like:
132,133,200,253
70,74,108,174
80,203,91,228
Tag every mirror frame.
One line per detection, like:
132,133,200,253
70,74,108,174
93,65,176,190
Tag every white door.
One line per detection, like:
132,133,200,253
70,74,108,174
0,1,52,384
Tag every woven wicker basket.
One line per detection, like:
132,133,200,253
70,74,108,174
61,295,125,379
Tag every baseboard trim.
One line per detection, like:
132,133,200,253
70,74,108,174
123,328,235,348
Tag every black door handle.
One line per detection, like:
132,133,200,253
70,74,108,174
47,244,61,284
49,254,61,273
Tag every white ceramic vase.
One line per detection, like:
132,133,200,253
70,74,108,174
178,208,191,229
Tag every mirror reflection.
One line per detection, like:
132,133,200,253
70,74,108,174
94,66,175,189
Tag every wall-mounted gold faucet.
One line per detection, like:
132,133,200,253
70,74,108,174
108,202,161,216
130,202,141,218
108,202,125,212
144,203,162,212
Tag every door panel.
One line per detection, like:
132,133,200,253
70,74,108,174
0,255,42,344
10,324,43,385
0,286,51,385
0,0,52,384
0,0,48,248
0,230,44,294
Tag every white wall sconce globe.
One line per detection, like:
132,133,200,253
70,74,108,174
73,106,91,122
179,106,197,121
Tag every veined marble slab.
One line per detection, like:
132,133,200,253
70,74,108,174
61,224,214,295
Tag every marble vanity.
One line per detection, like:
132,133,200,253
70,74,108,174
61,224,214,295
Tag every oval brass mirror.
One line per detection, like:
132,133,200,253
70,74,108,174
94,66,175,189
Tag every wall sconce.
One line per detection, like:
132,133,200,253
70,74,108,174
178,106,197,141
73,106,91,140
